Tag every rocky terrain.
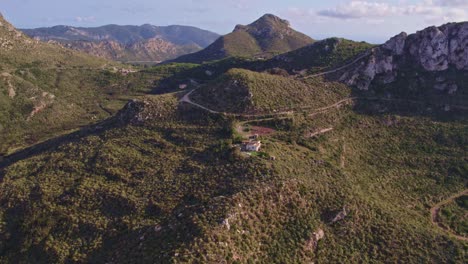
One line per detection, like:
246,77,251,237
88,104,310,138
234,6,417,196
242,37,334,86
0,13,163,155
171,14,314,63
0,12,467,264
49,38,200,63
340,22,468,94
22,24,219,62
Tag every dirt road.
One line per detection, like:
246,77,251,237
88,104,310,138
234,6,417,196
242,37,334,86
430,189,468,241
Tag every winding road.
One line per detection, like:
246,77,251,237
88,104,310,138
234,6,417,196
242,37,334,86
303,51,372,79
430,189,468,241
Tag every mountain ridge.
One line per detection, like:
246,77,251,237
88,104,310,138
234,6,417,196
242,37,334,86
21,24,220,62
339,22,468,93
170,14,315,63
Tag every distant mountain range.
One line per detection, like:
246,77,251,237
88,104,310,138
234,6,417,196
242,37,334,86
21,24,220,62
171,14,315,63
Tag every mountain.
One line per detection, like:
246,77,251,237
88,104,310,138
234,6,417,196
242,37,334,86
0,14,163,155
189,68,349,114
21,24,220,62
0,13,467,264
155,38,372,94
338,22,468,105
171,14,315,63
48,38,201,63
266,38,373,73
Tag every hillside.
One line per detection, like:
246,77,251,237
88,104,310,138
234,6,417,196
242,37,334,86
337,22,468,106
22,24,220,62
0,14,174,155
155,38,372,94
266,38,373,73
171,14,314,63
190,68,350,114
0,12,467,264
0,87,466,263
48,38,201,63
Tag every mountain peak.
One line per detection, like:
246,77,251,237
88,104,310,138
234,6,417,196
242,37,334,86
233,14,290,33
255,14,290,26
174,14,313,63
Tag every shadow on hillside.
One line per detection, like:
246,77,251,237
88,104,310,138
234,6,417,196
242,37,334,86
0,117,123,172
85,205,204,263
341,66,468,122
349,91,468,123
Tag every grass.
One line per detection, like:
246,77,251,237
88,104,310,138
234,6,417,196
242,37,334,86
0,20,195,155
191,68,352,114
266,38,374,74
172,14,314,64
1,94,467,263
157,39,372,95
440,195,468,237
1,13,467,264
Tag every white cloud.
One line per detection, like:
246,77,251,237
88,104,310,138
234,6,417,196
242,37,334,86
318,1,399,19
436,0,468,7
75,16,96,23
315,0,468,24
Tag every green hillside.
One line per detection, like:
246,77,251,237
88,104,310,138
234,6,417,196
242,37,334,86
0,14,185,155
265,38,374,73
171,14,314,63
0,10,467,264
190,68,351,114
0,89,466,263
157,39,372,94
0,14,120,154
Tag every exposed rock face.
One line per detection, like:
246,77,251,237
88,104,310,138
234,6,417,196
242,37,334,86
21,24,219,62
0,13,35,50
49,38,200,62
330,207,348,223
382,32,407,56
304,228,325,252
341,22,468,91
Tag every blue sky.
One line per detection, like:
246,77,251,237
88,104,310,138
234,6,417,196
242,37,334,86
1,0,467,43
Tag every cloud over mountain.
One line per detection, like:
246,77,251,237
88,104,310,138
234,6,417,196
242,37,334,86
316,0,468,24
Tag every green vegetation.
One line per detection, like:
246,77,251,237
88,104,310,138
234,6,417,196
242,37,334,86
266,38,374,73
440,195,468,237
191,68,351,114
172,14,314,63
1,12,467,264
0,15,199,155
157,38,372,95
0,94,273,263
1,95,466,263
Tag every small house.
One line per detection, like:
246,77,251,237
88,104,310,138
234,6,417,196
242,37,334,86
179,84,188,89
245,141,261,152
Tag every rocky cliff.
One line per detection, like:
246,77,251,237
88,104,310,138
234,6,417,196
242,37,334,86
22,24,219,62
50,38,200,62
340,22,468,94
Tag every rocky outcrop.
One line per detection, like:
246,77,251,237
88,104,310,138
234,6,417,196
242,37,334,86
304,228,325,252
340,22,468,91
21,24,219,62
330,207,348,223
0,13,35,50
51,38,200,62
